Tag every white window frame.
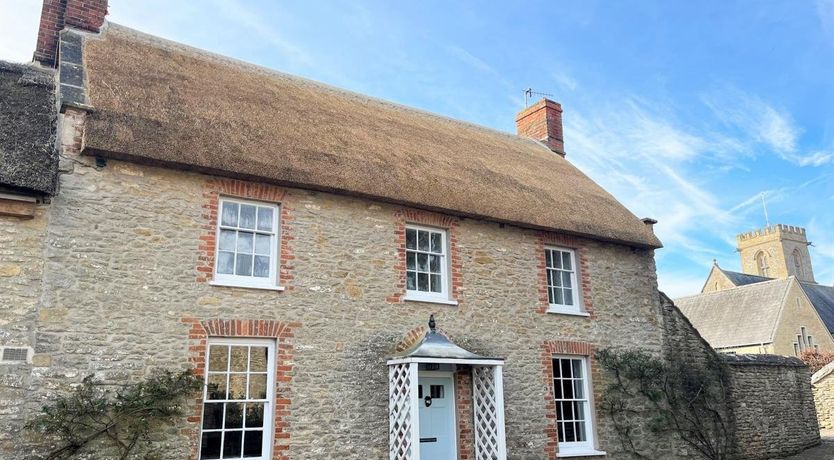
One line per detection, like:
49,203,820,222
211,197,283,291
199,338,276,460
545,247,584,316
403,224,456,305
552,355,604,458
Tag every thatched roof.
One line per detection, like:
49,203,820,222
0,61,57,195
78,24,660,248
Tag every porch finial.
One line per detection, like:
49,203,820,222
428,314,436,334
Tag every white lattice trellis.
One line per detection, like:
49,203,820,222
389,362,419,460
473,365,507,460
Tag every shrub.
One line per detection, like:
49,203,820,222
800,349,834,374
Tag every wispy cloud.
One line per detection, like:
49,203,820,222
211,0,311,67
701,86,832,167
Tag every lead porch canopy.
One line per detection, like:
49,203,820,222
387,316,506,460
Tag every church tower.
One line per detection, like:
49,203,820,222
737,224,815,283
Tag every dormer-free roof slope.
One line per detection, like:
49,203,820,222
77,24,660,248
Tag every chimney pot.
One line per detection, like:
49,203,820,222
515,98,565,157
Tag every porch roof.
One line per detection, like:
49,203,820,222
388,316,504,365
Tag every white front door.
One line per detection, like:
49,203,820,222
418,375,456,460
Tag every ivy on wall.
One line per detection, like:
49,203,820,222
596,349,733,460
26,369,201,459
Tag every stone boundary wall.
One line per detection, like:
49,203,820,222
812,362,834,430
723,354,820,459
661,295,820,460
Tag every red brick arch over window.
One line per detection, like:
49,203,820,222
535,233,595,317
183,317,300,460
387,209,463,303
540,340,600,460
196,178,296,288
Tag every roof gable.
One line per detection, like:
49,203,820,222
76,24,661,248
800,282,834,337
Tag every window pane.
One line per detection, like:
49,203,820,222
553,288,564,305
562,380,573,399
243,430,264,457
406,228,417,249
406,252,416,270
430,232,442,253
417,230,429,251
245,403,265,428
561,359,572,378
430,385,444,398
249,374,267,399
223,430,243,457
576,421,587,442
254,234,270,255
573,379,584,399
552,360,561,378
547,286,555,304
557,422,565,445
219,230,236,251
564,420,576,442
562,271,573,289
572,359,584,379
239,204,256,229
564,289,574,306
553,270,563,287
207,374,227,400
209,345,229,372
229,375,247,399
545,250,553,268
253,256,270,278
430,274,442,293
417,253,428,271
406,271,416,290
574,401,585,422
217,251,235,275
237,232,253,253
417,273,429,291
221,202,239,227
256,207,274,231
230,347,248,372
563,400,574,421
249,347,268,372
235,254,253,276
226,402,244,429
429,255,440,273
553,251,562,269
202,402,224,429
553,379,563,399
201,432,222,459
562,251,572,270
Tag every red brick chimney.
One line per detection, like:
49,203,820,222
515,99,565,157
34,0,108,66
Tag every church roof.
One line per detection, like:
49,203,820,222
800,282,834,337
719,267,772,287
675,278,792,349
71,24,661,248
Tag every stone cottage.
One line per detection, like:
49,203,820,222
676,225,834,356
0,1,753,459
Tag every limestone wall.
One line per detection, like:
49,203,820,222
3,143,686,458
812,363,834,430
724,355,820,459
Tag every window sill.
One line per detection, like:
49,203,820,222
403,295,459,306
557,448,607,457
209,280,286,292
546,308,590,317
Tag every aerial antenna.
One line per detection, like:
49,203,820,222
524,87,554,107
760,192,770,227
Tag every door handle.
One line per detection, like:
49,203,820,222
420,437,437,443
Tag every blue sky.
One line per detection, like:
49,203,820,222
2,0,834,297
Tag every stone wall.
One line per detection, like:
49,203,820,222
812,363,834,430
0,205,50,450
3,129,689,459
662,296,820,460
724,355,820,459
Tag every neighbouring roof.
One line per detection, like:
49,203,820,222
719,268,772,287
800,282,834,336
675,279,793,349
76,24,661,248
0,61,57,195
